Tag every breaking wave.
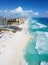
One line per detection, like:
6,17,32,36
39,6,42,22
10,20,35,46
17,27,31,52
24,18,48,65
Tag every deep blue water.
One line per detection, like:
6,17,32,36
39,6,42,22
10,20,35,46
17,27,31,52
24,18,48,65
33,18,48,26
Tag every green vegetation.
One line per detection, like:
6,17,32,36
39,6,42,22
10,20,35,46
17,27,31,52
0,28,9,32
0,26,22,33
12,30,16,33
0,28,17,33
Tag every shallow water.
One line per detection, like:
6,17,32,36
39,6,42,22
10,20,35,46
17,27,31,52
24,18,48,65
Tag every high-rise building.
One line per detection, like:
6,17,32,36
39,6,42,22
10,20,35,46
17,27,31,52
0,17,7,27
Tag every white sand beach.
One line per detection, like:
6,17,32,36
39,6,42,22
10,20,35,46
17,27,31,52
0,19,33,65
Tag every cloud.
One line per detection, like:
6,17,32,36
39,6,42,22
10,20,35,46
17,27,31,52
4,10,8,13
9,7,33,17
34,12,39,15
0,10,3,13
9,7,39,16
10,7,23,14
0,6,39,17
45,11,48,14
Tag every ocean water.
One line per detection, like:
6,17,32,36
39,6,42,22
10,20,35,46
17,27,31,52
24,18,48,65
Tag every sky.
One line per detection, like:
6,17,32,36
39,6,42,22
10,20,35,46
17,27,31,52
0,0,48,18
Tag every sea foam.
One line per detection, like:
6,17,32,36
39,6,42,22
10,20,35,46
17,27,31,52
40,61,48,65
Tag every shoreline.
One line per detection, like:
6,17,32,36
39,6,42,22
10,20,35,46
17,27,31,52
0,18,33,65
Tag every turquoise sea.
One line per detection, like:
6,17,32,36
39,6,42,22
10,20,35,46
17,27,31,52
24,18,48,65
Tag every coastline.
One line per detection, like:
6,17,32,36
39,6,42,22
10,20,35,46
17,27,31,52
0,18,33,65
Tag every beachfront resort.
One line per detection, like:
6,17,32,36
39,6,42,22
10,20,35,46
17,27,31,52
0,17,32,65
0,17,26,33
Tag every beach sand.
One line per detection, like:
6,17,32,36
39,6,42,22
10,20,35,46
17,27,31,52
0,19,33,65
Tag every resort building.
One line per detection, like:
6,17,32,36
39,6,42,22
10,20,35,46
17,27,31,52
0,17,7,27
7,18,26,25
